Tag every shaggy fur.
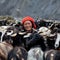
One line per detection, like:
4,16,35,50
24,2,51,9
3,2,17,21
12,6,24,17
0,41,13,60
7,47,28,60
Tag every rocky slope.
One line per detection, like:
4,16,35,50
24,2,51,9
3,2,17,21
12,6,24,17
0,0,60,20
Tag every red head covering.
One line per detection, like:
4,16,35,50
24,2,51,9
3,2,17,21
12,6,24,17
22,16,36,29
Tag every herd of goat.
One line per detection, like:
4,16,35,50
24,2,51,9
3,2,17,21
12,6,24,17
0,18,60,60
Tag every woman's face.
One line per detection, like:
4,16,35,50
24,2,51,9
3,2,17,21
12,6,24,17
23,21,32,31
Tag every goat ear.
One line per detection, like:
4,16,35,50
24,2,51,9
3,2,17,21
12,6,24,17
11,33,17,37
18,32,26,35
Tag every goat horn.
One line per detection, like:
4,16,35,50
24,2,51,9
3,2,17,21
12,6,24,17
49,33,56,37
19,32,26,35
11,33,17,37
24,33,31,38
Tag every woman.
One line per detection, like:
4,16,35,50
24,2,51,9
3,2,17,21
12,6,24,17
22,16,46,51
22,16,37,49
22,16,45,60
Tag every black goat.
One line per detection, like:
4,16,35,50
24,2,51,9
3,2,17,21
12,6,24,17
44,49,60,60
7,47,28,60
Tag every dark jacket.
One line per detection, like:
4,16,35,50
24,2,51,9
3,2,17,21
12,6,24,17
24,28,46,51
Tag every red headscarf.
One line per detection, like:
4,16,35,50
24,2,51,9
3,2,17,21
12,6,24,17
22,16,36,29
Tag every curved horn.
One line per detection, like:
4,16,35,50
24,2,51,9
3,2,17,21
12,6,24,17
49,33,56,37
19,32,26,35
11,33,17,37
24,33,31,38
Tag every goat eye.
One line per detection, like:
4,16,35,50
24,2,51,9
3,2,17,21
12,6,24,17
8,31,11,32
